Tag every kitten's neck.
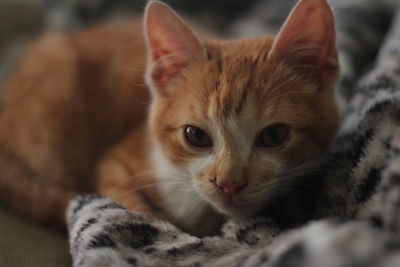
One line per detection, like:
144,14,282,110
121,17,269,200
150,142,223,236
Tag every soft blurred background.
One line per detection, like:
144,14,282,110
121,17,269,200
0,0,299,93
0,0,300,266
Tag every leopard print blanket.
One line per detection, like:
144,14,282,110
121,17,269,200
67,0,400,266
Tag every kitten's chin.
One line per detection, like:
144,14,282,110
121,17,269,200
194,185,262,218
206,196,261,218
218,203,260,218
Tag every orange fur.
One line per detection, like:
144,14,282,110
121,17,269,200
0,0,339,235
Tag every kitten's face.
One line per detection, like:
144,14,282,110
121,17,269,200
145,0,338,217
149,38,338,216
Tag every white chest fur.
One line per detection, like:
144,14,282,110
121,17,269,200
151,144,222,236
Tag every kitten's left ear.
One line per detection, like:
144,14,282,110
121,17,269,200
144,1,207,93
268,0,338,72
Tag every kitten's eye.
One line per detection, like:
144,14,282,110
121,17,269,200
256,124,289,148
184,125,213,148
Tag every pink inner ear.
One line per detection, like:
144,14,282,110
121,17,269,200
268,0,337,69
149,40,186,86
145,1,206,89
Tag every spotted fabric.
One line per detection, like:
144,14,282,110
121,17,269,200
68,0,400,266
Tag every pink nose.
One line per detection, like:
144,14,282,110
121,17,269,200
212,179,248,197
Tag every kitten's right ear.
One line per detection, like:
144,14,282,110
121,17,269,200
144,1,207,94
268,0,338,72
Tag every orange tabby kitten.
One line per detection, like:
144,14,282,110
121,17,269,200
0,0,338,235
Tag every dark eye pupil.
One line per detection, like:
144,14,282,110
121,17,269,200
185,126,212,147
194,128,205,140
257,124,289,148
266,128,278,142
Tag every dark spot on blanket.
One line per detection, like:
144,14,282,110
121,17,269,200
87,218,97,223
388,174,400,187
356,168,381,203
144,247,157,254
367,99,392,114
95,202,124,211
73,195,99,214
236,228,261,246
78,257,86,266
332,130,374,169
257,253,269,264
129,224,159,249
192,241,204,250
379,175,398,196
273,242,306,267
167,247,181,257
364,75,395,92
391,147,400,156
126,258,137,266
104,222,159,249
75,218,98,243
370,215,383,229
88,233,116,249
383,138,392,150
